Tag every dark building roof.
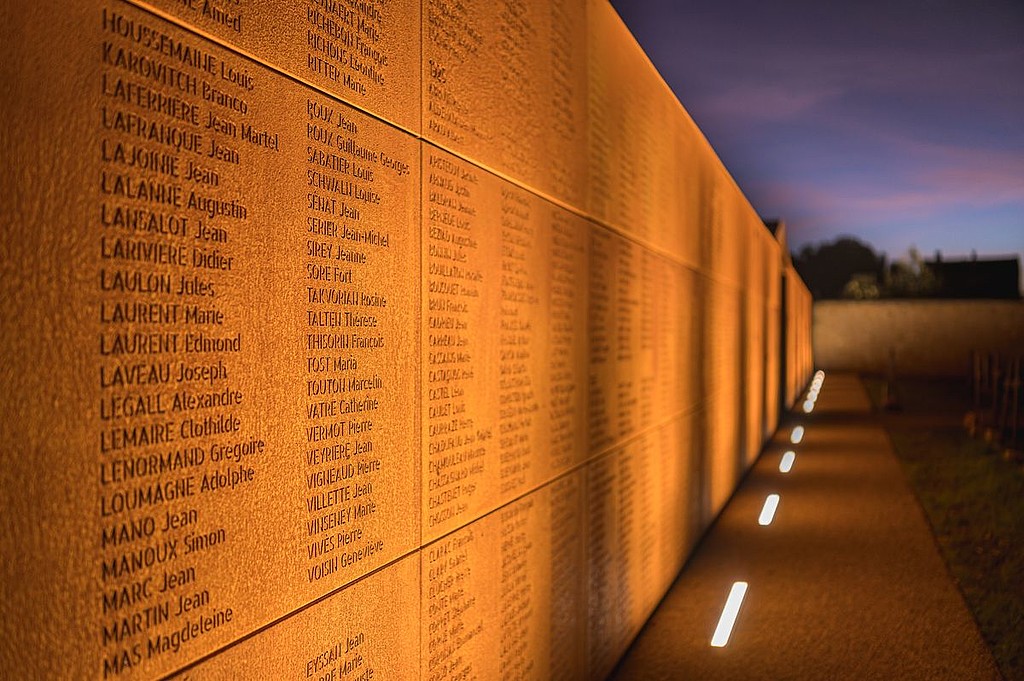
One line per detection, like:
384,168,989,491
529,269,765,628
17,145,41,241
925,255,1021,299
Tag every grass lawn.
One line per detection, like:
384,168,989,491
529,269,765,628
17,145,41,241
864,377,1024,680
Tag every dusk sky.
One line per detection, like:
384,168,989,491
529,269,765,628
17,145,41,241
611,0,1024,264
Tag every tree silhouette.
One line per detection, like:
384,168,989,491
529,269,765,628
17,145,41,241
882,247,940,298
793,237,885,299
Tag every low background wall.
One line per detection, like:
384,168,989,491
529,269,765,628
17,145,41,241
814,300,1024,377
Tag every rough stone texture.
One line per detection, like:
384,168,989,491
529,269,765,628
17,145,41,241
0,1,815,677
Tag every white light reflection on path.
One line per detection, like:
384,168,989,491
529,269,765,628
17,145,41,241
758,494,780,526
711,582,749,647
779,451,795,473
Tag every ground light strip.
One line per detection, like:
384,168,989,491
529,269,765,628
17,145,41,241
779,450,795,473
709,374,818,648
710,582,749,647
758,494,781,525
804,371,825,412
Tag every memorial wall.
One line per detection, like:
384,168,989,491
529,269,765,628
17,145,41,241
785,264,815,409
0,1,813,678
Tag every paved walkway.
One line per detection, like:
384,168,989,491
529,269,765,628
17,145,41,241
610,373,1000,680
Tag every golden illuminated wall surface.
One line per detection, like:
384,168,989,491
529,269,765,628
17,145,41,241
0,1,812,678
785,266,814,408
